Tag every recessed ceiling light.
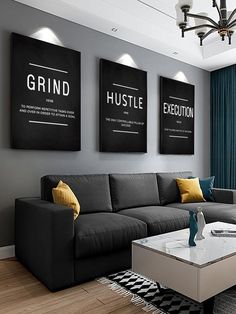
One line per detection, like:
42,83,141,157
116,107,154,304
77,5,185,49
111,27,118,32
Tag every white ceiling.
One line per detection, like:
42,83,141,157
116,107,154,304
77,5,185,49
14,0,236,71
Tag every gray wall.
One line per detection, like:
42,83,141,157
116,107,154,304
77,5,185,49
0,0,210,247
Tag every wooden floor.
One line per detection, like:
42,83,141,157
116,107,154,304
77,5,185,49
0,259,144,314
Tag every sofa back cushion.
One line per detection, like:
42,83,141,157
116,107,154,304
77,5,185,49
157,171,192,205
110,173,160,211
41,175,112,214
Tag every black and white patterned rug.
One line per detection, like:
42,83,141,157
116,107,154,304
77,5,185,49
98,270,236,314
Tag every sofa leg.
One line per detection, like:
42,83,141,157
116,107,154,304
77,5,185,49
203,297,214,314
156,282,171,294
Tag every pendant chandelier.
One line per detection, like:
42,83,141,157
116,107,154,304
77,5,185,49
176,0,236,46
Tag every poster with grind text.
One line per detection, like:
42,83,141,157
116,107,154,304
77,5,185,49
11,32,81,150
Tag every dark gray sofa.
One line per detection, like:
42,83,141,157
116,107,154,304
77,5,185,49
15,171,236,291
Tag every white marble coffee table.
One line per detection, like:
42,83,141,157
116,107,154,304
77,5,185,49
132,222,236,303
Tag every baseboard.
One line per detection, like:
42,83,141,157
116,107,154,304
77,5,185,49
0,245,15,260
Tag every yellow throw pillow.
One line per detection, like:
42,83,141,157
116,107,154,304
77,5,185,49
52,180,80,220
176,178,205,203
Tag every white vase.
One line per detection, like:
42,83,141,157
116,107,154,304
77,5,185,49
196,207,206,240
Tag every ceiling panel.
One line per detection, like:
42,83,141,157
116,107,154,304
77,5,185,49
14,0,236,71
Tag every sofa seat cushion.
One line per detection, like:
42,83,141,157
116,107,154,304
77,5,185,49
168,202,236,224
118,206,189,236
74,213,147,259
203,204,236,224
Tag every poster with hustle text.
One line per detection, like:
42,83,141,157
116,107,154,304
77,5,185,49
100,59,147,152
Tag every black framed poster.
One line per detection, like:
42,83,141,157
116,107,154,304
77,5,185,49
11,33,81,150
160,77,194,154
100,59,147,152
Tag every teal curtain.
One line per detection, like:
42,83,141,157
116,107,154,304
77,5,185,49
211,65,236,188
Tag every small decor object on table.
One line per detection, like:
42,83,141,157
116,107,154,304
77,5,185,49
196,207,206,240
189,211,198,247
211,229,236,237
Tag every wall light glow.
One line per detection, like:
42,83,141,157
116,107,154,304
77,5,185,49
173,71,188,83
116,54,139,68
30,27,63,46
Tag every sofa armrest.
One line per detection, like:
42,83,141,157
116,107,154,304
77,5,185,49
212,188,236,204
15,198,74,291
